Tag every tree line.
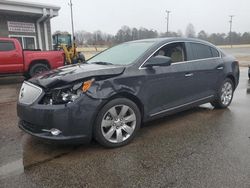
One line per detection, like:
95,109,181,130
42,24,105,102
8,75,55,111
71,23,250,46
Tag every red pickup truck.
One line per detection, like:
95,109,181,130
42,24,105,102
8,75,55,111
0,38,65,78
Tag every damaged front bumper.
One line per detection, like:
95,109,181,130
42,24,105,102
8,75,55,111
17,91,105,144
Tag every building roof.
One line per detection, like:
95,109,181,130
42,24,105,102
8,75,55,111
0,0,60,16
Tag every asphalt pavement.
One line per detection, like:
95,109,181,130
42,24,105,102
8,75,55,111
0,68,249,188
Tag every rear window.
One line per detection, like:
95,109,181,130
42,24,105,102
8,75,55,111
0,41,15,51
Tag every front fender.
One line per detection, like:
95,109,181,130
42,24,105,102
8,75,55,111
86,77,143,99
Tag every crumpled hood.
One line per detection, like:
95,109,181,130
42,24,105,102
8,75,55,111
29,63,125,88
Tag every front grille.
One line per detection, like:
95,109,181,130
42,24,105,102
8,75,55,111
19,81,43,105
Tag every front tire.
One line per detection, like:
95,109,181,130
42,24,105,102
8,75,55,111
94,98,141,148
211,78,234,109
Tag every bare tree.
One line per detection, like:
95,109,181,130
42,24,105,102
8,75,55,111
197,30,208,41
185,23,196,38
71,25,249,46
177,30,183,37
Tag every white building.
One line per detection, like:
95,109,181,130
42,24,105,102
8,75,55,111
0,0,60,50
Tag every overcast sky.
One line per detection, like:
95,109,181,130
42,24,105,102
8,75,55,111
21,0,250,35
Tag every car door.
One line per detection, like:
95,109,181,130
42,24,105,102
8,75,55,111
139,42,199,118
185,42,225,99
0,40,23,74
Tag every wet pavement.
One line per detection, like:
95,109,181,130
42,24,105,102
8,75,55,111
0,68,250,188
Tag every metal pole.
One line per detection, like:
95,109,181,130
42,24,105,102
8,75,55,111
69,0,75,42
166,10,171,36
229,15,234,48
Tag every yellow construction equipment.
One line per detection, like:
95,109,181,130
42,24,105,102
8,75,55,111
52,33,85,64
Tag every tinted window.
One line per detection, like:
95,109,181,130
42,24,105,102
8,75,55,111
210,47,220,57
190,43,213,60
154,42,186,63
0,41,15,51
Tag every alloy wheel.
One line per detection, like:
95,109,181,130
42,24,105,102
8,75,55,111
221,81,233,106
101,105,136,144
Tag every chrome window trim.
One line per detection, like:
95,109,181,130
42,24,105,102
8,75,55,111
139,40,222,70
186,57,221,63
150,95,214,117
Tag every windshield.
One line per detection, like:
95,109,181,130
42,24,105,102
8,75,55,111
87,41,155,65
53,34,72,46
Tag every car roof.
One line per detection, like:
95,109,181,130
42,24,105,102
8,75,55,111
127,37,216,47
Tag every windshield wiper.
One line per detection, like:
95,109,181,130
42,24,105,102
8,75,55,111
91,61,113,65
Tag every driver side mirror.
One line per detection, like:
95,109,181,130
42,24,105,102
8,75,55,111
144,55,172,68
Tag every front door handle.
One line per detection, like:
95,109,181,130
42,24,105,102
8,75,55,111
185,73,194,77
217,66,224,70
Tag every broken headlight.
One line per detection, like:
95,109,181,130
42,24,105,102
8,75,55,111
41,79,94,105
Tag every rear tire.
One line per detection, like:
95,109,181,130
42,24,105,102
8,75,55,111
29,63,50,77
211,78,234,109
94,98,141,148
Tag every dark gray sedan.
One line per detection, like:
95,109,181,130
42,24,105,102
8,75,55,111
17,38,240,148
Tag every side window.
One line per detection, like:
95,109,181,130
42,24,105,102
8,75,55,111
189,43,213,60
154,42,186,63
210,47,220,57
0,41,15,51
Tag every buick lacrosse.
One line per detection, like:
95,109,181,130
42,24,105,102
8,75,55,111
17,38,239,147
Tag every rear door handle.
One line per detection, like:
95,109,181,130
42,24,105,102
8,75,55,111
217,66,224,70
185,73,194,77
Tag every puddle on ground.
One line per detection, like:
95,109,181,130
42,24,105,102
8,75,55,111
0,135,78,180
